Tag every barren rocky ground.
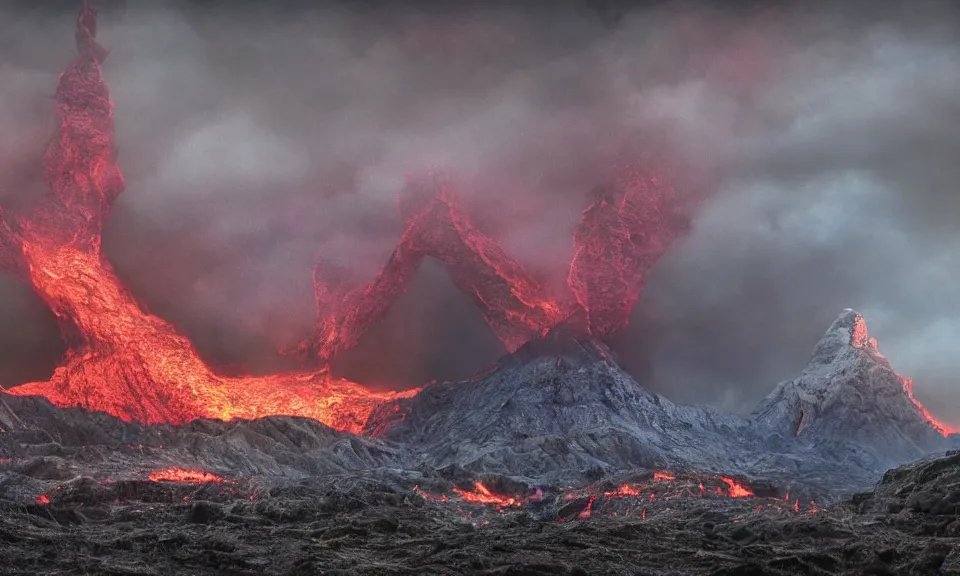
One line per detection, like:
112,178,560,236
1,451,960,575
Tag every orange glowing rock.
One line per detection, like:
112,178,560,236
451,482,521,509
603,484,642,498
719,477,754,498
147,468,225,484
902,376,956,436
849,315,956,436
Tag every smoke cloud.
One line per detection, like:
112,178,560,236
1,1,959,425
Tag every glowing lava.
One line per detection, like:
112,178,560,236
849,314,956,436
0,2,414,434
295,168,693,364
148,468,225,484
452,482,521,510
291,173,570,363
416,471,817,522
902,376,956,436
0,3,693,431
719,476,755,498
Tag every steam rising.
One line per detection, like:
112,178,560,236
1,1,959,424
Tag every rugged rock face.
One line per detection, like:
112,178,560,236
0,393,411,504
366,328,755,481
363,309,953,496
752,309,949,463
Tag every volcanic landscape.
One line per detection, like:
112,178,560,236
2,2,960,575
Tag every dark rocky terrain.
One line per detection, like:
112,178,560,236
3,451,960,575
1,309,959,574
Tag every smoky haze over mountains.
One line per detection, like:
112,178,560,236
0,0,959,424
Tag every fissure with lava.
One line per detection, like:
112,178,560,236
0,2,953,440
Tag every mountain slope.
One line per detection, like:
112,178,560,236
752,309,949,462
366,309,953,495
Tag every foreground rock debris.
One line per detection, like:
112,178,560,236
2,451,960,575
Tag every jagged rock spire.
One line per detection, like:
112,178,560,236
752,309,948,462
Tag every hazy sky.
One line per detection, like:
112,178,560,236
1,0,959,425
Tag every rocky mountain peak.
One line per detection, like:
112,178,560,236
752,309,947,461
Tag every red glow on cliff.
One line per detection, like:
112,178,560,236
902,377,956,436
849,314,956,437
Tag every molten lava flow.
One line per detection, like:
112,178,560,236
417,483,544,511
452,482,521,510
603,484,642,498
849,314,956,436
10,224,414,432
294,167,695,364
902,377,956,436
1,2,415,434
568,168,690,339
148,468,225,484
3,3,694,432
415,471,819,522
292,173,569,362
719,476,755,498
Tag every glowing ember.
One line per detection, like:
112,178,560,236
582,473,818,519
849,314,956,436
603,484,642,498
452,482,521,509
414,471,824,522
412,486,448,503
34,494,50,505
577,497,596,519
720,476,755,498
147,468,225,484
